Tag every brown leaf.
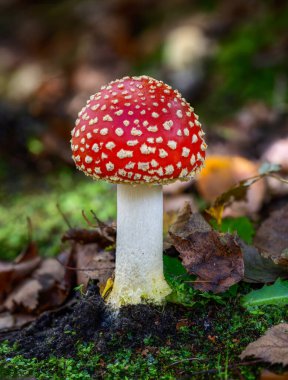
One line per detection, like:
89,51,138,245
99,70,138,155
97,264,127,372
75,243,115,289
4,279,42,312
0,242,41,303
240,240,288,283
254,204,288,266
260,369,288,380
3,253,74,314
197,156,266,222
0,312,35,331
169,204,244,293
62,224,116,248
240,323,288,366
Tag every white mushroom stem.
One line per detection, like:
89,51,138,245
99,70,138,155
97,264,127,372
108,184,172,307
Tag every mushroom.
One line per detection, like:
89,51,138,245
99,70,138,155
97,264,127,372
71,75,207,308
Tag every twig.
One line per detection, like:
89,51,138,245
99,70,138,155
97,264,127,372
26,216,33,242
184,280,213,283
179,359,263,376
166,357,203,368
90,210,106,228
269,173,288,184
57,203,72,229
56,258,114,272
82,210,97,228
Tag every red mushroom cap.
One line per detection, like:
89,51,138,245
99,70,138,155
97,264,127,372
71,75,207,184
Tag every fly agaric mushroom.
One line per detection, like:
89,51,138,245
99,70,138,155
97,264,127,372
71,75,207,307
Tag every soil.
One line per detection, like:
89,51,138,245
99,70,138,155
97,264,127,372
2,282,185,360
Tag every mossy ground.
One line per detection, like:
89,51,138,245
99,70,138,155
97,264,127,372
0,281,287,380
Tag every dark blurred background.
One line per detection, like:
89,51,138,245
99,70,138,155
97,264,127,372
0,0,287,259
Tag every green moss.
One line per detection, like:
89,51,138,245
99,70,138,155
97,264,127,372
1,293,287,379
0,173,116,260
199,4,288,122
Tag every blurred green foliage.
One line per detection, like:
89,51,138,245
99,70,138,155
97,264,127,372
211,216,255,244
242,278,288,308
0,173,116,260
200,4,288,120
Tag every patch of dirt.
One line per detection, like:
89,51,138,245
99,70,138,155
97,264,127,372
3,282,183,359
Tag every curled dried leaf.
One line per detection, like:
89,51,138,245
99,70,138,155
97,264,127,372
169,204,244,293
240,323,288,366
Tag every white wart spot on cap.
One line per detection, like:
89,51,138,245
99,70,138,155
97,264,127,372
94,167,102,174
151,159,159,167
167,141,177,150
85,156,93,164
190,154,196,165
100,128,108,135
159,149,168,158
192,134,198,143
106,142,116,150
106,162,114,171
127,140,139,146
117,149,133,159
92,143,99,152
125,162,135,169
138,162,150,171
182,147,190,157
103,115,113,122
165,165,174,175
131,128,142,136
140,144,156,155
147,126,158,132
180,168,188,177
163,120,173,130
176,110,183,118
184,128,189,136
115,128,124,136
201,142,207,151
89,117,98,125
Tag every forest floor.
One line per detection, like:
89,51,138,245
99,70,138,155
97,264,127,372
1,281,287,380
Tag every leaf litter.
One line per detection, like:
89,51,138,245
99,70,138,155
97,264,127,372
240,324,288,366
169,203,244,293
1,168,288,375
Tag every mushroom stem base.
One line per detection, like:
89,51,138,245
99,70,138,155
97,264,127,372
108,184,171,308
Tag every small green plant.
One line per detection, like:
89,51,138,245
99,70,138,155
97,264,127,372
242,278,288,308
211,216,255,244
74,283,86,297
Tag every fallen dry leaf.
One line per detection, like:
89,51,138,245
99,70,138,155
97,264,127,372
241,240,288,283
0,241,41,303
4,279,42,313
240,323,288,366
254,204,288,266
62,223,116,249
3,251,74,315
260,369,288,380
169,203,244,293
75,243,115,290
197,156,266,220
0,312,35,331
206,161,282,225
